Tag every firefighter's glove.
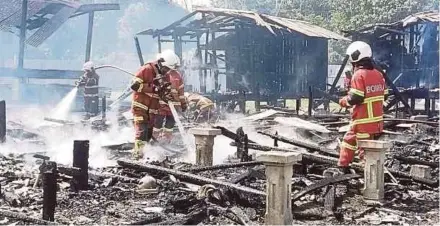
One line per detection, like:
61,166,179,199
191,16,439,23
339,97,350,108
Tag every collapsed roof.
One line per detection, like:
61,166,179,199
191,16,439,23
0,0,119,47
137,7,350,41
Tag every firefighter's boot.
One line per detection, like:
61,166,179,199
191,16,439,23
133,140,145,160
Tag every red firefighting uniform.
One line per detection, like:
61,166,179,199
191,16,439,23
154,70,187,141
338,66,388,167
131,61,161,159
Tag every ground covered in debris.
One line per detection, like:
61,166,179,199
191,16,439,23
0,106,439,225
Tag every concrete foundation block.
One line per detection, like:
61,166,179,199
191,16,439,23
410,165,431,179
189,128,221,166
257,151,301,225
358,140,392,203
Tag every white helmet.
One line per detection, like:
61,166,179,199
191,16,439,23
158,50,180,70
83,61,95,71
346,41,372,63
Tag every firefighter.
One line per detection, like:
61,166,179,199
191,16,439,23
130,50,179,160
185,92,215,122
76,61,99,119
338,41,388,172
154,52,187,142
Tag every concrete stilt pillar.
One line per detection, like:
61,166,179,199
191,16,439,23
410,165,431,179
358,140,392,203
257,151,302,225
189,128,221,166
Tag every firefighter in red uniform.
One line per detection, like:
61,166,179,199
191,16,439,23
338,41,388,172
130,50,179,160
154,53,187,142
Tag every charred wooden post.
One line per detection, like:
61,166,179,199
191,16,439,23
410,96,416,112
85,12,94,62
358,140,391,204
257,151,301,225
134,36,144,65
308,86,313,116
101,96,106,119
255,83,261,112
431,98,436,117
189,128,221,166
243,134,250,161
274,131,279,147
72,140,89,191
296,98,301,115
42,161,57,222
424,89,430,115
240,91,247,114
18,0,28,69
235,127,245,160
0,100,5,143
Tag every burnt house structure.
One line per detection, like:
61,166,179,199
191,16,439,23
343,11,439,116
344,11,439,89
136,8,348,100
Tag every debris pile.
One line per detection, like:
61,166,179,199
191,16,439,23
0,104,438,225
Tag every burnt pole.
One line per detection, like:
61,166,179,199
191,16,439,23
101,96,106,120
72,140,89,191
0,100,5,143
18,0,28,69
85,12,94,62
308,86,313,116
42,161,57,221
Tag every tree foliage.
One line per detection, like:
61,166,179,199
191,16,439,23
211,0,439,63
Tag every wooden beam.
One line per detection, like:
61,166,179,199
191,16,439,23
85,12,94,62
18,0,28,70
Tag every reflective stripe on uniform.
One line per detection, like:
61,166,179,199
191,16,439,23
84,94,99,97
365,96,384,121
133,77,143,83
163,128,173,132
356,133,370,139
132,101,158,114
341,141,357,151
134,116,144,122
85,85,99,89
145,93,160,99
352,116,383,125
171,102,181,106
137,83,144,92
153,127,162,132
159,100,167,105
179,95,185,99
349,88,364,97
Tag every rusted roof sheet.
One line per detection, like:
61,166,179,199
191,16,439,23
401,11,439,27
0,0,119,47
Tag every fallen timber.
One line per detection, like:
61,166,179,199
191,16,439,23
235,141,439,187
182,161,263,173
117,160,266,196
0,210,58,225
257,131,339,158
213,126,256,143
394,156,439,168
320,118,439,127
292,174,362,201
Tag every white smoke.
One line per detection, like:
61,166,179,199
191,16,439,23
171,0,212,11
